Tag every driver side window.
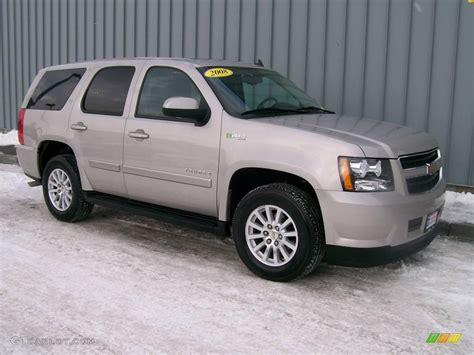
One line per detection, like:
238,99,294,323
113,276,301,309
136,67,206,120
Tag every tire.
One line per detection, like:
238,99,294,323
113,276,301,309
42,154,94,222
232,183,325,281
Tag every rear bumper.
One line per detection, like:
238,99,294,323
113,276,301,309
16,145,40,179
325,225,439,267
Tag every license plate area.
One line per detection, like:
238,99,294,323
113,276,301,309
424,210,440,232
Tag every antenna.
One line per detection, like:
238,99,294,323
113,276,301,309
256,59,264,67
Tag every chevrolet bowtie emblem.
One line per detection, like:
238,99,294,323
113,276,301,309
426,162,440,175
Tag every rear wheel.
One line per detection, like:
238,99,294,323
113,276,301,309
232,183,325,281
42,154,93,222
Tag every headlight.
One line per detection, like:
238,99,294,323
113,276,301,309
338,157,394,192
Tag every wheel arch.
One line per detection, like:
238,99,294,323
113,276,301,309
220,165,322,222
37,139,92,190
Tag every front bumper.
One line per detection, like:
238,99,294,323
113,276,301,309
325,225,439,267
316,178,445,251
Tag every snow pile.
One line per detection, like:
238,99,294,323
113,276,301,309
441,191,474,225
0,130,19,146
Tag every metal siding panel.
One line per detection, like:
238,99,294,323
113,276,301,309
11,0,18,128
15,0,23,124
183,0,197,58
85,0,95,60
95,0,105,59
0,0,5,130
363,0,389,120
159,0,172,56
210,0,225,59
44,0,52,66
2,0,10,129
0,0,471,186
447,0,474,185
136,0,147,57
383,0,412,125
305,0,327,103
21,0,29,93
125,0,135,57
225,0,240,60
29,0,37,77
240,0,257,63
114,0,125,58
68,0,77,62
271,0,290,76
405,0,436,130
288,0,308,88
255,0,272,68
343,0,367,117
104,0,115,58
77,0,86,61
324,0,347,112
171,0,184,57
426,0,459,161
51,0,59,65
196,0,211,59
147,0,159,56
59,0,68,63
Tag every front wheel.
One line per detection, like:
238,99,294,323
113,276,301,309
232,183,325,281
42,154,94,222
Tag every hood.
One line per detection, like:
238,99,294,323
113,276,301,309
259,114,438,158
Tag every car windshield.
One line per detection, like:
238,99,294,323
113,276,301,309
198,66,330,118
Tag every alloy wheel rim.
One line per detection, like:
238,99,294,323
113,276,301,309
245,204,299,267
48,168,73,211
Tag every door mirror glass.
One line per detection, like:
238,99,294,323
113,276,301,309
162,97,209,126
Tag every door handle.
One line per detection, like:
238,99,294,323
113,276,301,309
70,122,88,131
128,129,150,140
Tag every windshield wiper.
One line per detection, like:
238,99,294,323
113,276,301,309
241,107,302,116
296,106,335,114
241,106,335,117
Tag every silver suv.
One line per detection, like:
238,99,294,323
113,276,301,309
16,58,445,281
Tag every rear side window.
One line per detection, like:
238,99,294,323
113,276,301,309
82,66,135,116
27,68,86,110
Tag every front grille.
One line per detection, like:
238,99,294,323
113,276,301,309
400,149,440,194
400,149,438,169
406,171,440,194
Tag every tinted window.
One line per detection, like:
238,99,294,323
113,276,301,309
82,66,135,116
136,67,205,119
198,66,322,118
27,68,86,110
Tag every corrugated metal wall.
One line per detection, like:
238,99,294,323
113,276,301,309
1,0,473,185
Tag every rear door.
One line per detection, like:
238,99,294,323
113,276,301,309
122,62,222,217
68,62,144,197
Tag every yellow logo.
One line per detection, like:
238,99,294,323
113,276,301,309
204,68,233,78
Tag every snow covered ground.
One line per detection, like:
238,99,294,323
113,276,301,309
0,130,18,146
0,164,473,353
443,191,474,225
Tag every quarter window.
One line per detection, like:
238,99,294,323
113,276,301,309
82,66,135,116
27,68,86,111
136,67,206,120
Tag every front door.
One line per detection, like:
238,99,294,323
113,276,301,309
123,63,221,217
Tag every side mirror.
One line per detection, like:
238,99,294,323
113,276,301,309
162,97,209,126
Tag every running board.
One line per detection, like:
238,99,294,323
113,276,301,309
83,192,230,237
